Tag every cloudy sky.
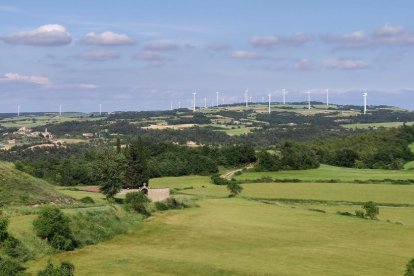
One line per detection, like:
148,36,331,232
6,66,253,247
1,0,414,112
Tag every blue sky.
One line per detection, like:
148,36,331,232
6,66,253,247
1,0,414,112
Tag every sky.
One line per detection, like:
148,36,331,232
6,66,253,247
1,0,414,112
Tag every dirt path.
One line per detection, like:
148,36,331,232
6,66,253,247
221,163,255,179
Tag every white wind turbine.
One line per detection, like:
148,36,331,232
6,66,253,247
216,91,219,107
244,89,249,107
363,91,368,115
192,91,196,112
326,89,329,107
17,104,20,117
306,91,311,110
282,88,287,105
268,93,271,114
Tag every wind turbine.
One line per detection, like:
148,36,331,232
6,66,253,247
244,89,249,107
216,91,219,107
99,103,102,116
363,91,368,115
204,97,207,109
192,91,196,112
326,89,329,107
59,104,62,116
17,105,20,117
306,91,311,110
282,89,287,105
268,93,271,114
178,101,181,109
170,101,173,111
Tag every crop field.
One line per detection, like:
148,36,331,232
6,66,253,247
26,198,414,275
235,164,414,182
0,115,103,128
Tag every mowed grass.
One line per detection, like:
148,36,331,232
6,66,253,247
235,164,414,182
27,198,414,275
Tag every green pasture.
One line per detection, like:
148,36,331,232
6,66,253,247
26,198,414,275
342,121,414,129
0,115,103,128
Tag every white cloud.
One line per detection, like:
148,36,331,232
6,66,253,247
134,51,166,61
323,58,368,70
229,50,262,60
81,31,134,45
144,41,180,51
3,73,50,85
250,36,279,47
1,72,97,89
1,24,71,46
76,50,120,61
295,59,316,70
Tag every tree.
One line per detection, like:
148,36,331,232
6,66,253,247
38,261,75,276
226,180,243,197
94,148,125,199
362,201,379,220
124,138,150,188
332,149,359,167
0,257,25,276
33,206,76,251
256,150,281,171
124,192,151,216
405,258,414,276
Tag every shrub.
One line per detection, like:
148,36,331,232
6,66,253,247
0,257,25,276
363,201,379,220
210,174,230,185
79,196,95,204
227,181,243,197
405,258,414,276
33,207,77,251
337,211,353,217
3,236,31,261
355,210,365,219
0,216,9,241
125,192,151,216
38,261,75,276
154,201,169,211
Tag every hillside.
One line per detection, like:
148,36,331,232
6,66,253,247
0,162,73,206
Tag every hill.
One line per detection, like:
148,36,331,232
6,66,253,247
0,162,73,206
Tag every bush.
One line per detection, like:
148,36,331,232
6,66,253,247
79,196,95,204
3,236,31,261
0,257,25,276
227,181,243,197
363,201,379,220
405,258,414,276
33,207,77,251
154,201,169,211
38,261,75,276
125,192,151,216
0,217,9,241
355,210,365,219
210,174,230,185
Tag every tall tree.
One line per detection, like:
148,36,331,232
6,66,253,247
124,138,150,188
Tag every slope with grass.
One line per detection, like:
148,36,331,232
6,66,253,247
235,164,414,182
0,162,72,206
26,198,414,275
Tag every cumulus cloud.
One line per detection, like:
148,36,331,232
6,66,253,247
76,50,120,61
144,41,180,51
133,51,170,67
81,31,134,45
250,33,313,48
323,58,368,70
229,50,262,60
1,72,97,89
2,73,50,85
1,24,71,46
325,25,414,49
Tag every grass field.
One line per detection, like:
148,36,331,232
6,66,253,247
342,121,414,129
235,164,414,182
0,115,103,128
26,198,414,275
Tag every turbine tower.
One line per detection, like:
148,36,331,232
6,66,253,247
178,101,181,109
363,92,368,115
170,101,173,111
268,93,271,114
204,97,207,109
244,89,249,107
283,89,287,105
306,91,311,110
99,103,102,116
192,91,196,112
17,105,20,117
59,104,62,116
216,91,219,107
326,89,329,107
